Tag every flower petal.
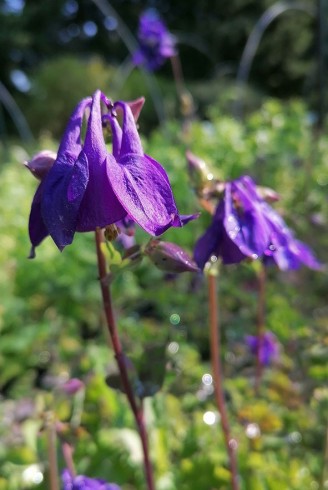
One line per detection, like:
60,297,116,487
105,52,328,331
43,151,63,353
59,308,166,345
57,97,92,160
106,153,179,236
76,154,126,232
229,179,270,258
42,152,89,249
28,180,49,258
115,102,143,156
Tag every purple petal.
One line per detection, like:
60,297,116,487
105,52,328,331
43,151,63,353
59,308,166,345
261,202,322,271
114,102,143,156
42,151,90,249
28,180,49,257
109,116,122,159
194,203,224,269
41,97,94,249
107,153,180,236
57,97,92,159
229,179,271,258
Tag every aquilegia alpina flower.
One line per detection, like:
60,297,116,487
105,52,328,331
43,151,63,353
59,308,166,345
28,90,189,257
62,469,121,490
133,9,176,71
245,331,279,366
194,175,321,270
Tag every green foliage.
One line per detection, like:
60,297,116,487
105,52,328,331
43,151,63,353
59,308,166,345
23,56,114,138
0,98,327,489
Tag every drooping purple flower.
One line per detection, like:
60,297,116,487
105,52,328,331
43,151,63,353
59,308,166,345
246,331,279,366
133,9,177,71
194,175,322,271
28,90,190,256
194,176,271,268
61,469,121,490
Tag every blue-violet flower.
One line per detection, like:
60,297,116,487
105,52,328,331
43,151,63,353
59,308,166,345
245,331,279,366
194,175,321,270
62,469,120,490
28,90,188,257
133,9,176,71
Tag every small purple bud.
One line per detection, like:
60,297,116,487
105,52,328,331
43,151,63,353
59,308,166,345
24,150,57,180
60,378,84,395
145,239,199,273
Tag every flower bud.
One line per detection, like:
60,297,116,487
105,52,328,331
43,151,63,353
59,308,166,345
24,150,57,180
186,150,212,191
145,239,199,273
60,378,84,395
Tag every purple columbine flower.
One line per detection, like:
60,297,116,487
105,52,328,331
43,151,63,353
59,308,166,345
62,469,121,490
194,176,271,268
194,175,321,270
28,90,189,257
245,332,279,366
133,9,177,71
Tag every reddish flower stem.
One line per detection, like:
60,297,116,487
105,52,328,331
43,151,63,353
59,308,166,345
255,264,266,395
46,418,60,490
208,274,239,490
95,229,155,490
61,441,76,477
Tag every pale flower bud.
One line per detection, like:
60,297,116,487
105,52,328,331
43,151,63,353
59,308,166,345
24,150,57,180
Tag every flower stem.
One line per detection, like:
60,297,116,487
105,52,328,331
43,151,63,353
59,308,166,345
255,264,266,395
46,415,59,490
61,441,76,477
208,273,239,490
170,54,194,130
95,229,155,490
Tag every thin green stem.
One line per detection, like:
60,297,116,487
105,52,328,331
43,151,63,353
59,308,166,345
95,229,155,490
208,274,239,490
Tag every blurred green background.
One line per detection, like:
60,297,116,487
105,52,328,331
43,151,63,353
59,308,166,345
0,1,328,489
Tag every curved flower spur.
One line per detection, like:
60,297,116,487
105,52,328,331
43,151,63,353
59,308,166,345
28,90,190,257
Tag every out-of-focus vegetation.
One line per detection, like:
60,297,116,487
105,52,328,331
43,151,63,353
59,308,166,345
1,98,327,489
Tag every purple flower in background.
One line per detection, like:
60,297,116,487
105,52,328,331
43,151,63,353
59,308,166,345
194,175,322,271
133,9,176,71
28,90,190,257
194,176,271,268
62,469,121,490
261,201,322,271
246,332,279,366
